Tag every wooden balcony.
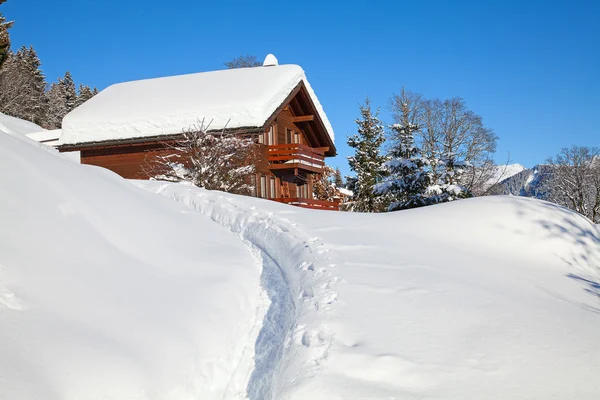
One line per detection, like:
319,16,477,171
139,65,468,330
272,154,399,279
267,144,325,174
272,197,340,211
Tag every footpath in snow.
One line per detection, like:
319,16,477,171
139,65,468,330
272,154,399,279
138,181,600,400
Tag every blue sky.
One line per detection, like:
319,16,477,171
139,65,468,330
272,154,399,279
4,0,599,175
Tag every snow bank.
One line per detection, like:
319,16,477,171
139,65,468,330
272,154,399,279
0,132,266,400
60,64,335,145
139,183,600,400
0,112,43,136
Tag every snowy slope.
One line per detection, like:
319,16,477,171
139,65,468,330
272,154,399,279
0,132,266,400
0,112,44,136
3,122,600,399
138,182,600,400
60,64,334,145
485,163,526,189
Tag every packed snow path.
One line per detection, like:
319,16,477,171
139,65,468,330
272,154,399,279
135,181,341,399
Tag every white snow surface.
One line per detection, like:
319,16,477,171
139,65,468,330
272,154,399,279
137,183,600,400
0,131,266,399
2,127,600,399
59,64,334,145
0,112,44,136
26,128,62,146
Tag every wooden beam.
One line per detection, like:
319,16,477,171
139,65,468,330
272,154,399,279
292,115,314,123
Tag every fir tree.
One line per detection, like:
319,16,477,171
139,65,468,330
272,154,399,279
426,151,472,203
346,99,390,212
17,46,47,125
0,0,13,68
333,167,344,188
376,88,432,210
61,71,77,113
76,84,94,107
46,81,66,129
377,123,432,210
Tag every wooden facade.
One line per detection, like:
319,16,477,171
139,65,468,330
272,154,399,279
59,82,338,210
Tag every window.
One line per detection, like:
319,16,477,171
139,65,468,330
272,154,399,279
267,125,275,145
269,177,276,199
260,175,267,198
294,132,300,144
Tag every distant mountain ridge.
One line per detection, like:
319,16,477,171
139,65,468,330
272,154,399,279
488,164,555,198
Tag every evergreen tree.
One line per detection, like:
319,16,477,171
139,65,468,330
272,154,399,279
92,87,99,96
377,123,432,210
17,46,47,125
76,83,94,107
346,98,390,212
333,167,344,188
46,81,66,129
426,151,472,204
0,0,13,68
376,88,432,210
61,71,77,113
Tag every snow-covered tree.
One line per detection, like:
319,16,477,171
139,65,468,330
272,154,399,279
61,71,78,113
145,121,257,195
333,167,344,188
546,146,600,223
377,123,432,210
224,55,261,69
0,47,47,125
0,0,12,68
426,153,472,204
46,81,66,129
391,94,497,196
313,165,337,201
76,84,94,107
346,99,390,212
17,46,47,125
377,88,432,210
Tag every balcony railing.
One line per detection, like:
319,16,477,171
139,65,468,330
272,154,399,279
267,144,325,174
272,197,340,211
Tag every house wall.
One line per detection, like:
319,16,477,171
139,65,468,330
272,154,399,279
80,143,176,179
275,108,309,145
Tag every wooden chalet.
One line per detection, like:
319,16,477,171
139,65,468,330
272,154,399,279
57,55,338,210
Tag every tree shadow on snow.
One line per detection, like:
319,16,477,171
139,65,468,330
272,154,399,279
508,197,600,312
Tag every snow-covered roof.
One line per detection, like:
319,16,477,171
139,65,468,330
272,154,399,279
26,129,62,146
59,64,334,146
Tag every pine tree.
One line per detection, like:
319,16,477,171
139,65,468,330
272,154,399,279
18,46,47,125
92,87,99,96
61,71,77,113
426,151,472,203
376,88,432,210
76,84,94,107
333,167,344,188
377,123,432,210
346,99,390,212
0,0,13,68
46,81,66,129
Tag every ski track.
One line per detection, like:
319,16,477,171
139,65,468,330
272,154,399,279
136,182,340,400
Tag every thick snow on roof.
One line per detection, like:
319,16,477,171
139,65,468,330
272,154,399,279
26,129,62,146
60,64,334,146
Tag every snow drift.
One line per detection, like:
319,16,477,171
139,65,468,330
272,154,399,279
2,117,600,399
0,131,266,400
138,183,600,400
